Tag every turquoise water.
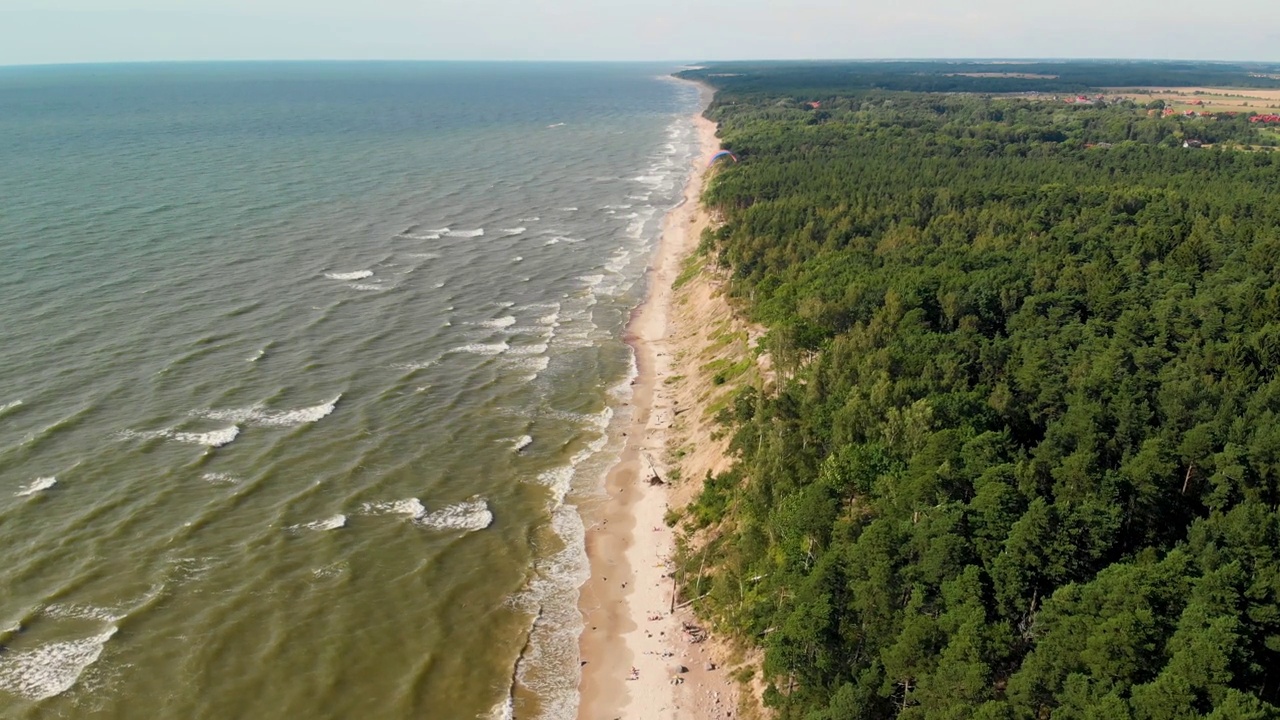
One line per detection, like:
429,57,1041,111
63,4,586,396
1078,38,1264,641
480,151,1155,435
0,62,699,719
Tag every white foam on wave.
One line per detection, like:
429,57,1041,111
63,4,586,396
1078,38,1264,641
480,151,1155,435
247,349,265,363
201,472,241,484
499,227,527,235
512,435,533,452
518,216,540,222
486,695,515,720
627,215,650,240
42,603,122,624
577,274,605,288
15,476,56,497
513,501,589,719
601,204,633,210
452,342,509,356
445,229,485,238
359,497,492,533
604,249,633,274
391,360,437,372
0,627,117,701
397,233,442,241
406,252,441,259
312,561,347,580
555,306,600,348
558,207,578,212
510,400,621,715
507,343,549,356
480,316,517,329
530,409,613,505
416,498,493,532
506,391,629,712
509,356,551,374
513,256,523,263
547,123,565,129
607,354,641,406
121,426,240,448
360,498,426,518
324,270,373,281
289,514,347,532
543,236,584,246
535,468,574,509
171,426,241,447
349,283,387,292
196,395,340,429
0,400,22,416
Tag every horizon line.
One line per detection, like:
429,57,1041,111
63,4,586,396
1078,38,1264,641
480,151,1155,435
3,56,1279,70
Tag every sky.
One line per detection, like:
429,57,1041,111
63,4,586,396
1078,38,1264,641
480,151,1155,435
2,0,1278,66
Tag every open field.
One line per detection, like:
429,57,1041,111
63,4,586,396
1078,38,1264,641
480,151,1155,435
1102,86,1280,112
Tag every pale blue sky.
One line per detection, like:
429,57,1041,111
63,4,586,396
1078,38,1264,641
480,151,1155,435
2,0,1277,66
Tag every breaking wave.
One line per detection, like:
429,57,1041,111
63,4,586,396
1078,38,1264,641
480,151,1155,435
324,270,373,281
15,477,57,497
480,316,517,329
288,514,347,532
359,497,492,533
418,499,493,532
452,342,509,356
0,627,118,701
195,395,341,428
121,425,240,448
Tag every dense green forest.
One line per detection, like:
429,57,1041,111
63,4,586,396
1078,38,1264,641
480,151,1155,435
679,61,1280,96
672,64,1280,719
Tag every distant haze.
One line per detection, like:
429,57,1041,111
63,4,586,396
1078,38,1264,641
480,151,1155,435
1,0,1278,66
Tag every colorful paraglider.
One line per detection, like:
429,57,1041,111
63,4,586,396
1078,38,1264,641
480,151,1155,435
708,150,738,167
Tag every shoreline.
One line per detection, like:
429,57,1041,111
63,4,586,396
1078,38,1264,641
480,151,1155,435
574,81,725,719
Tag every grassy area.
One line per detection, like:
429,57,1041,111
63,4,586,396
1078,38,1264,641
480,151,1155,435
701,356,753,387
706,327,748,355
672,254,705,291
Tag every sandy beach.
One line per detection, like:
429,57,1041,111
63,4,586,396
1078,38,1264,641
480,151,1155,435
575,81,752,720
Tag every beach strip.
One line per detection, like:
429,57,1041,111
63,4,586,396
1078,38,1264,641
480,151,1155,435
575,82,721,719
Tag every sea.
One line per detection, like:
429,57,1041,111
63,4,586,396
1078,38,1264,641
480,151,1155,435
0,62,701,719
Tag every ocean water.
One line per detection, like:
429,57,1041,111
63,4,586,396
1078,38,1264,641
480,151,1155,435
0,62,700,719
